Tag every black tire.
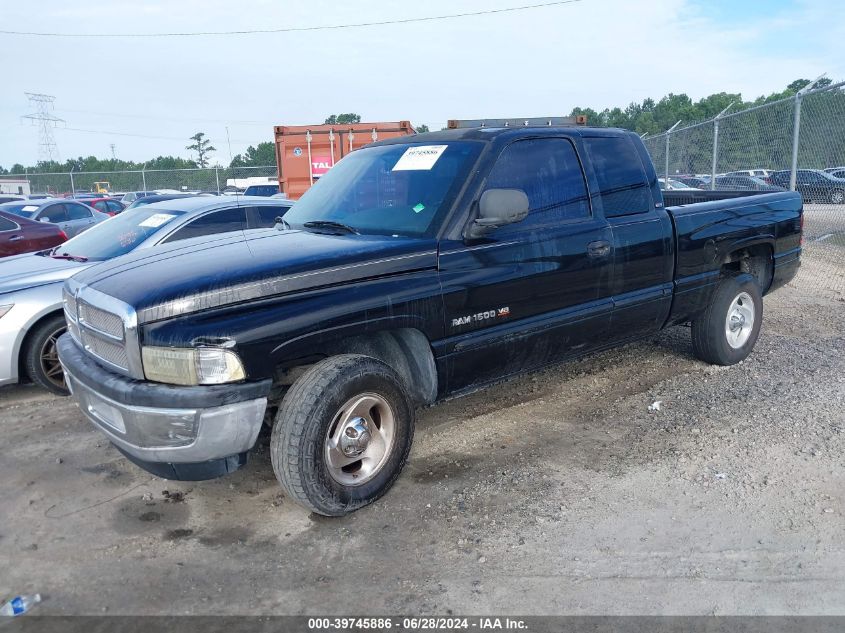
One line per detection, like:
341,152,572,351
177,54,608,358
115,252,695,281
691,273,762,366
829,189,845,205
23,314,69,395
270,354,415,516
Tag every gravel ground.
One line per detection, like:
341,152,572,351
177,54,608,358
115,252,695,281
0,242,843,616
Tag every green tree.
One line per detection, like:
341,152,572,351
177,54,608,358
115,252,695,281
230,142,276,168
324,113,361,125
186,132,216,168
414,124,430,133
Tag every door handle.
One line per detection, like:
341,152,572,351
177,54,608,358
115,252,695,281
9,235,23,242
587,240,612,258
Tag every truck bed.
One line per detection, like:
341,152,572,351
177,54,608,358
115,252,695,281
664,190,803,326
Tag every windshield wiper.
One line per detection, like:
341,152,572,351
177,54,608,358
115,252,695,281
50,252,88,262
302,220,360,235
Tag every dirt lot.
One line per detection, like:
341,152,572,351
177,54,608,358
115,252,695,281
1,214,843,615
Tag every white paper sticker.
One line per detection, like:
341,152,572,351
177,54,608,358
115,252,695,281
139,213,176,228
392,145,448,171
22,205,39,212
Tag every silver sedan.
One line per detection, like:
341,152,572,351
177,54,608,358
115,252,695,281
0,196,293,394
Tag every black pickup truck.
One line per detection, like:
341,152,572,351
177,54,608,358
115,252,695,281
58,126,803,515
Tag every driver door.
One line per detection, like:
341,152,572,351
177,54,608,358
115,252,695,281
438,137,613,393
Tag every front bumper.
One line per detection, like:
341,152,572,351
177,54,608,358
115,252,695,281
57,334,272,479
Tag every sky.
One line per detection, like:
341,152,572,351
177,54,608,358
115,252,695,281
1,0,842,170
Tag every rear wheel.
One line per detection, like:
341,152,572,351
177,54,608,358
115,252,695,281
270,354,415,516
829,189,844,205
691,273,762,366
24,314,69,395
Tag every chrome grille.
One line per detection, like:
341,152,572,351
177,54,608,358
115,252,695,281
63,289,78,321
81,330,129,370
66,318,81,344
78,301,124,339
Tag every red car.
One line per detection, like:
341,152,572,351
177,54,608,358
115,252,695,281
0,210,67,258
82,197,126,216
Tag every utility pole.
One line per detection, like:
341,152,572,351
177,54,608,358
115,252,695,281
710,102,734,190
23,93,63,163
790,73,826,191
664,120,682,184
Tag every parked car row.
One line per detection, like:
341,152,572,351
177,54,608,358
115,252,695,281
669,167,845,203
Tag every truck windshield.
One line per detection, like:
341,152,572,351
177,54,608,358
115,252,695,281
283,141,482,237
44,207,186,261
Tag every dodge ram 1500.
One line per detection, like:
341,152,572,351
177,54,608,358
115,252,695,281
58,126,802,515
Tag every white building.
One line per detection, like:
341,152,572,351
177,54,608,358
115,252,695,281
0,178,31,196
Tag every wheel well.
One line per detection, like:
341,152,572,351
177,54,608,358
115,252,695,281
17,309,65,379
720,244,774,293
271,328,438,408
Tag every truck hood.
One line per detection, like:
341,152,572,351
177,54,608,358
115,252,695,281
72,229,438,323
0,252,92,297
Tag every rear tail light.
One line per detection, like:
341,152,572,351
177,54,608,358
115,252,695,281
58,230,68,241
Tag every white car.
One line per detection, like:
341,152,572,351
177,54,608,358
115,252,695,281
658,178,698,190
725,169,774,179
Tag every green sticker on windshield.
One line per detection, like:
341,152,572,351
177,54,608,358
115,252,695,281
413,203,425,214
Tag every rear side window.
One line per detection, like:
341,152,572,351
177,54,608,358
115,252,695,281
483,137,590,233
583,136,653,217
0,216,17,231
67,204,93,220
165,208,247,242
40,204,68,223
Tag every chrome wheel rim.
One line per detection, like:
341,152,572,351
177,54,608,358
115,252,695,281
41,327,66,391
832,191,844,204
725,291,755,349
324,392,396,487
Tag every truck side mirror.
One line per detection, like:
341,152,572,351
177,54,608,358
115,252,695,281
467,188,529,239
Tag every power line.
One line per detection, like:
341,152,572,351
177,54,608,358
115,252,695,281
0,0,584,38
56,125,254,144
57,107,269,126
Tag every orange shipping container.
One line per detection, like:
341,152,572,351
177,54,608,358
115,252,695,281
274,121,416,200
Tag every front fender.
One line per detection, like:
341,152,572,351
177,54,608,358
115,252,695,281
0,282,65,385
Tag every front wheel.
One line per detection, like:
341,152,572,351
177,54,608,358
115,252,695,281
829,189,844,205
691,273,762,366
270,354,415,516
24,314,69,395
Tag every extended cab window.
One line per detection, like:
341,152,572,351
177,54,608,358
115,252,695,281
483,138,590,233
165,208,247,242
583,136,653,217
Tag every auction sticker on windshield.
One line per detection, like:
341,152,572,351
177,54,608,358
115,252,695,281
139,213,176,228
392,145,448,171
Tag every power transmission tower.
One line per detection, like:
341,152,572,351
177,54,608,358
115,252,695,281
110,143,117,159
23,93,64,163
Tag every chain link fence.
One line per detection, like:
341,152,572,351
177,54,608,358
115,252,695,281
2,165,279,197
643,81,845,302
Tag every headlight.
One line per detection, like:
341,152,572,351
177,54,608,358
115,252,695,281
0,305,13,320
141,346,246,386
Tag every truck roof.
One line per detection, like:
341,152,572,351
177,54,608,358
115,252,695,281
371,126,632,146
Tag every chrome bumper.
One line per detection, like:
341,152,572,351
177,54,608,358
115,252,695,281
58,334,270,466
